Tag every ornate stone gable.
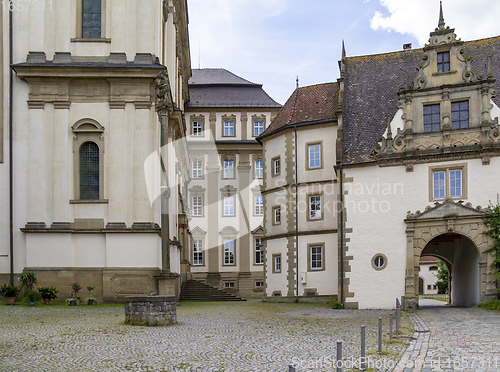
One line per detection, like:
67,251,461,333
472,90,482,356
406,199,489,221
375,5,499,166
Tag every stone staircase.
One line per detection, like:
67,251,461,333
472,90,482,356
179,280,246,302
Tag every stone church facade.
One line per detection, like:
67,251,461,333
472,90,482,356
260,6,500,308
0,0,191,301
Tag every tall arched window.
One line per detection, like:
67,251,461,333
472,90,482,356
79,142,100,200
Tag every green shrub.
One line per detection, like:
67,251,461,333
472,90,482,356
19,272,37,291
479,300,500,311
0,284,21,298
331,299,343,309
23,289,41,303
38,286,59,300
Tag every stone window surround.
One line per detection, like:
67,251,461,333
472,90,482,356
190,114,205,137
272,205,281,226
253,155,264,179
428,163,468,202
190,227,207,267
191,157,204,179
221,114,237,138
192,238,204,266
71,118,106,203
450,99,469,129
220,185,238,217
251,114,267,137
189,185,206,218
308,242,325,272
306,140,324,171
74,0,108,41
307,192,324,222
271,156,281,177
253,236,264,266
371,253,388,271
272,253,281,273
221,154,236,180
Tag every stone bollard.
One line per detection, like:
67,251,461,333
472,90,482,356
124,296,177,326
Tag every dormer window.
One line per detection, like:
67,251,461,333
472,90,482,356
451,101,469,129
424,104,441,132
437,52,450,73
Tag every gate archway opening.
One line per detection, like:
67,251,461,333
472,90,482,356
420,233,480,307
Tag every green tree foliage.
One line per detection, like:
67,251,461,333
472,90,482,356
435,260,449,295
483,195,500,298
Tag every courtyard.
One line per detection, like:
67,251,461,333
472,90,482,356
0,300,412,372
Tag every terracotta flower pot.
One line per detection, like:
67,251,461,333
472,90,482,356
43,298,51,305
6,297,15,305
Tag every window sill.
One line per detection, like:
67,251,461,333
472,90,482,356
432,70,457,76
71,38,111,43
70,199,109,204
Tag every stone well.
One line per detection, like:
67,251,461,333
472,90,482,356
124,296,177,326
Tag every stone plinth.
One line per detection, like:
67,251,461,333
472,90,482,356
125,296,177,326
155,272,180,298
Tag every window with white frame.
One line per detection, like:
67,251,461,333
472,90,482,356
223,160,234,178
254,121,264,136
255,160,263,179
310,245,323,270
255,238,263,264
273,207,281,225
224,239,235,265
255,281,264,288
224,282,235,288
193,239,203,265
255,196,263,215
192,196,203,217
309,195,322,220
192,121,203,136
192,160,203,179
272,157,280,176
224,196,234,216
431,166,465,200
308,143,321,169
223,121,234,136
273,254,281,273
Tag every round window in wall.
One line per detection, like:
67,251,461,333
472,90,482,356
372,254,388,271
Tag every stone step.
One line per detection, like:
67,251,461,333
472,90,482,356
180,279,246,302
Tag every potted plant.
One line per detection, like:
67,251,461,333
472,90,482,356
19,272,37,291
85,285,96,305
66,282,82,306
0,284,21,305
23,289,41,306
38,286,58,305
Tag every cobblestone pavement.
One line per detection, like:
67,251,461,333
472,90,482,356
0,301,412,372
415,306,500,372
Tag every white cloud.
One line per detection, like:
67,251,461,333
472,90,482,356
370,0,500,46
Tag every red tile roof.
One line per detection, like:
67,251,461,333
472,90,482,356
258,82,339,139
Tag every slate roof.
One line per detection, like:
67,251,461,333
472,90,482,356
185,68,281,108
342,36,500,164
258,82,339,139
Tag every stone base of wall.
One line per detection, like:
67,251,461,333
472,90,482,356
125,296,177,326
18,267,160,302
262,295,338,304
191,271,264,298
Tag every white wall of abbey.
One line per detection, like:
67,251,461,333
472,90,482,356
265,237,289,296
343,157,499,309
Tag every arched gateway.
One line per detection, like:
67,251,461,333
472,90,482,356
404,200,497,308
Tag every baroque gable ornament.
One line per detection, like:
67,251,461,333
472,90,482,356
426,2,460,47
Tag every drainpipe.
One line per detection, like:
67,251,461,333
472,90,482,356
339,164,344,306
9,5,14,285
294,125,299,303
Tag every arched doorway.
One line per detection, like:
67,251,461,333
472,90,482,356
420,233,480,306
404,200,496,308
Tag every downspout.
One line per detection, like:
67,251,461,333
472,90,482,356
339,164,344,306
294,125,299,303
9,5,14,285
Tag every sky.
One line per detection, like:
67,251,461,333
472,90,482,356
186,0,500,105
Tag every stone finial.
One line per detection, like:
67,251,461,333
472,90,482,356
437,1,445,30
487,55,494,79
342,40,346,60
386,117,393,140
